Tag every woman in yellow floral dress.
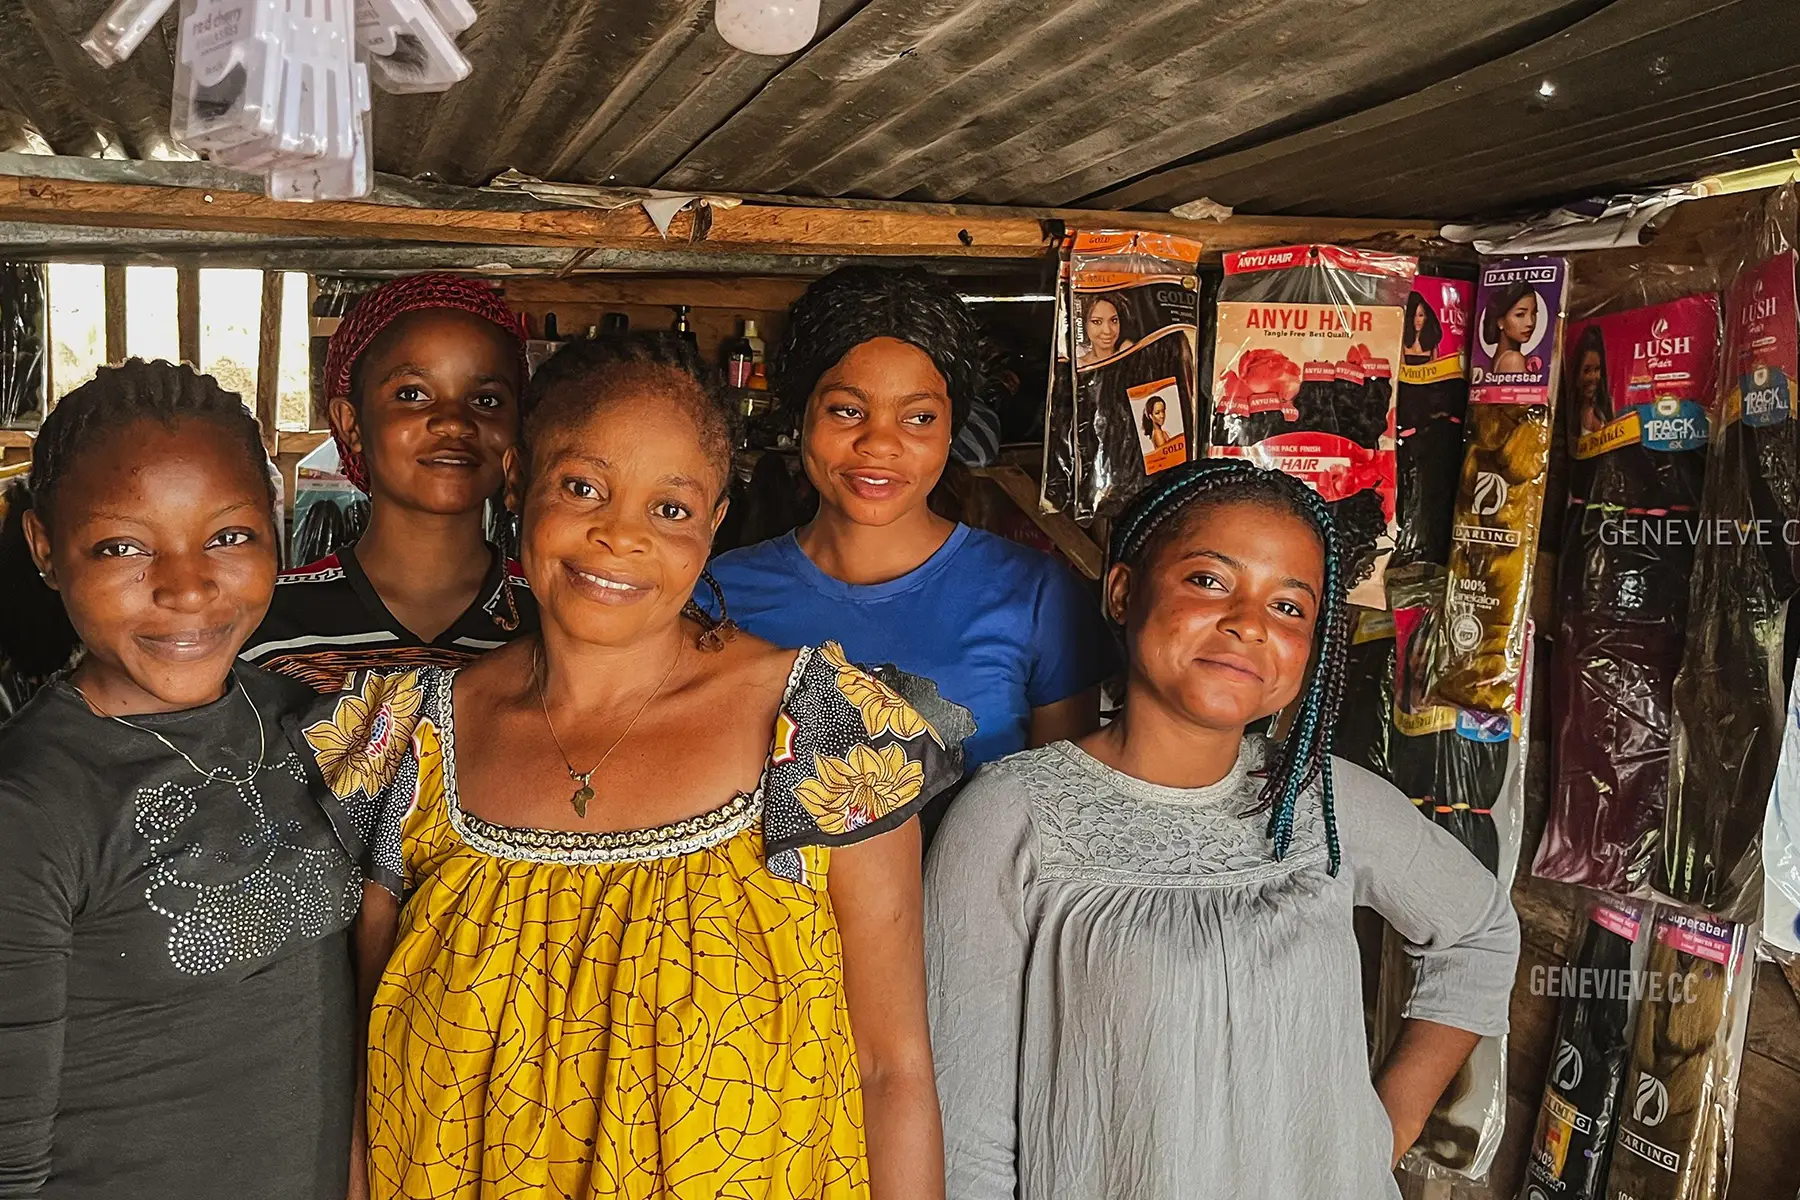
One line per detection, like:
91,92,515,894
304,336,955,1200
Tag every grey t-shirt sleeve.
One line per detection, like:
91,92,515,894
1332,758,1520,1038
0,785,78,1198
923,765,1036,1200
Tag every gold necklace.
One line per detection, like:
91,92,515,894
70,677,266,786
535,643,681,818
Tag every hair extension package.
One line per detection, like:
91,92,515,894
1040,230,1203,521
1520,898,1653,1200
1763,649,1800,958
1421,256,1570,714
1207,245,1417,606
1375,566,1529,1181
1337,607,1398,780
1536,291,1722,893
0,265,46,429
1603,912,1754,1200
1394,275,1474,568
1663,186,1800,916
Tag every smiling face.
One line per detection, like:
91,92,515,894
514,381,727,648
25,417,278,713
1500,293,1538,348
1578,349,1605,405
1148,396,1166,428
1085,297,1121,357
1109,498,1324,732
332,308,522,514
800,336,952,529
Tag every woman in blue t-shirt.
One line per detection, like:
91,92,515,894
707,267,1115,836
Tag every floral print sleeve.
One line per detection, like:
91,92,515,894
301,667,443,899
762,643,959,883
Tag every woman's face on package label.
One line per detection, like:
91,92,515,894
1501,294,1538,346
1578,350,1605,405
1086,298,1121,356
1113,499,1324,731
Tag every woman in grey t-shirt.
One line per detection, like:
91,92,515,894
0,363,362,1200
925,461,1519,1200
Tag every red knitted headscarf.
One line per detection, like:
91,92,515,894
324,273,530,492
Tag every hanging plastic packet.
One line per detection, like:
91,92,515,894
1337,607,1397,781
1040,247,1080,516
1209,245,1416,606
1536,292,1721,895
1421,255,1570,714
170,0,287,158
1520,898,1651,1200
1378,566,1529,1182
290,437,369,567
1604,913,1754,1200
1393,275,1473,569
81,0,180,67
268,54,371,201
1662,185,1799,916
355,0,471,93
1045,231,1203,521
0,265,48,430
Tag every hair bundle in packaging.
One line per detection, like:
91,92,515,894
1521,899,1648,1200
1421,256,1570,714
1604,913,1752,1200
1394,276,1473,569
1338,607,1397,781
0,265,47,429
1536,294,1721,894
1207,244,1416,605
1662,187,1800,915
1040,231,1203,521
1377,567,1527,1181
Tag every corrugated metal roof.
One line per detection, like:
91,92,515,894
0,0,1793,221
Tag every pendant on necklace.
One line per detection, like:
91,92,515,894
570,781,595,818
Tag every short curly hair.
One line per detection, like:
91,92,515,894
771,266,983,434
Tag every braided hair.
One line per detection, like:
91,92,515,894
519,332,742,649
1109,459,1351,873
771,266,982,435
0,359,272,676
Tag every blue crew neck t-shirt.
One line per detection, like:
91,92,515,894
704,525,1117,772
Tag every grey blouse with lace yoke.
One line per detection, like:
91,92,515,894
924,736,1520,1200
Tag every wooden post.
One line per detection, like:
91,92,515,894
176,266,200,365
255,270,283,454
103,263,126,363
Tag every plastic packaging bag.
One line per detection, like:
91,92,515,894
1393,274,1473,569
1337,607,1397,780
1042,231,1203,521
1520,898,1651,1200
1662,186,1799,916
1536,293,1722,893
1377,567,1529,1181
290,438,368,566
1208,245,1416,606
0,265,47,430
1604,913,1754,1200
1422,256,1571,714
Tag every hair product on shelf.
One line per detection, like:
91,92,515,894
1207,244,1417,606
1421,255,1570,714
1393,275,1473,569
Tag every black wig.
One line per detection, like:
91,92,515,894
771,266,983,434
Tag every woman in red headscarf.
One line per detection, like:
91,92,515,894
242,274,538,690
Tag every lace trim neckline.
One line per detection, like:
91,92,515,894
437,648,815,865
1049,737,1263,810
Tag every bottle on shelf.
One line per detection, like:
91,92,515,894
725,323,755,388
670,305,698,352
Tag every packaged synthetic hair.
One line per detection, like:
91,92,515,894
1764,667,1800,958
1207,244,1416,607
0,265,47,430
1041,230,1204,521
1377,566,1529,1182
289,437,369,567
1336,607,1397,780
1662,185,1800,916
1603,912,1754,1200
1393,275,1473,570
1520,897,1651,1200
1537,291,1721,894
1421,255,1571,714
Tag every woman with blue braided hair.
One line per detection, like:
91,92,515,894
924,459,1518,1200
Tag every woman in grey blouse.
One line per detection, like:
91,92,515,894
925,461,1519,1200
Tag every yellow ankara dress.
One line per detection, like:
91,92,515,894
304,644,954,1200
